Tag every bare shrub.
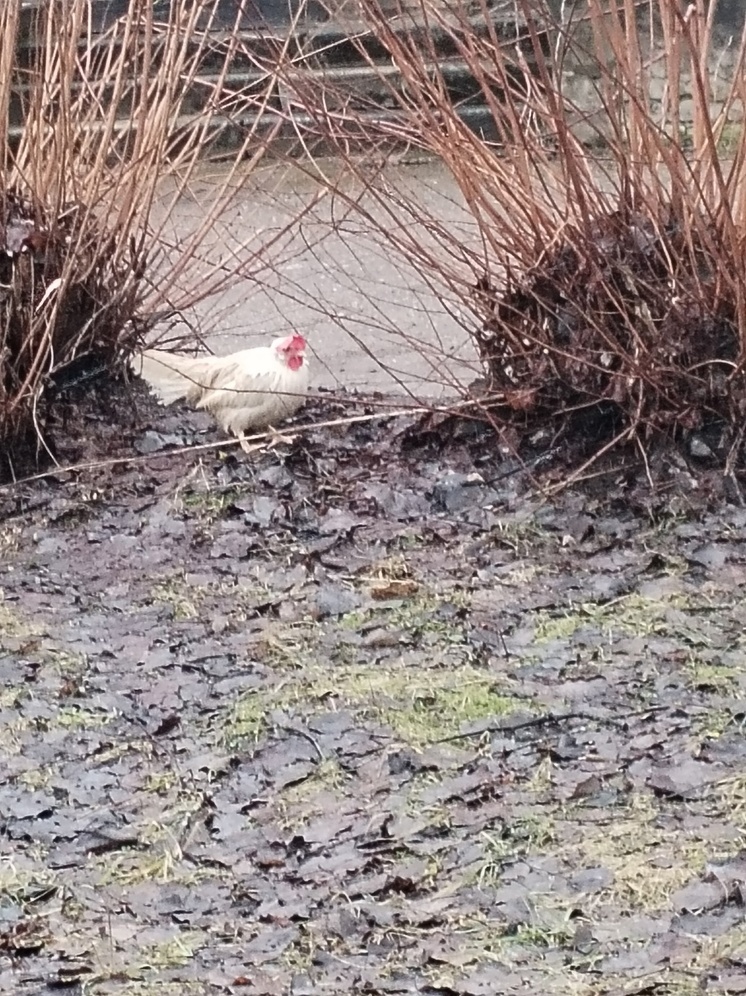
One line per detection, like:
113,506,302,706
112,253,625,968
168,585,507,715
0,0,323,471
271,0,746,472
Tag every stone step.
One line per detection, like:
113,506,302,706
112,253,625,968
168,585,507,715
10,0,546,147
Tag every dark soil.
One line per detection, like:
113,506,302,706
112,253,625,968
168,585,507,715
2,382,746,996
474,207,746,449
0,192,141,461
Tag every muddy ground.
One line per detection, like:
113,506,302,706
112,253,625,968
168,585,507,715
2,383,746,996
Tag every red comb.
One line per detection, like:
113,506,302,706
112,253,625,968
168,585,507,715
289,334,306,349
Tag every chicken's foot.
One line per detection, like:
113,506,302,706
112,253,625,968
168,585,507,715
237,426,297,455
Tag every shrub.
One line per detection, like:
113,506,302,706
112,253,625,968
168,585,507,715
0,0,301,473
279,0,746,474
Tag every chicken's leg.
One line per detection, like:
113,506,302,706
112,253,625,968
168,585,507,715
238,434,264,455
266,424,297,448
237,426,297,455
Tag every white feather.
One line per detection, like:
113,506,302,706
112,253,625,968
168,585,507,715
132,343,309,440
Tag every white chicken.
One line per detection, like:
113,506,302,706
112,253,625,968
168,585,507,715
132,334,310,452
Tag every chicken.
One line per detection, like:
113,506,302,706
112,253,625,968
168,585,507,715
132,334,309,452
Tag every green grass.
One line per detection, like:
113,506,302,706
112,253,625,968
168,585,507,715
0,600,37,642
222,659,519,748
149,571,268,623
532,591,717,644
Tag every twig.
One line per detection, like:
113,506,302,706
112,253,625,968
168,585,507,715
276,723,325,761
433,704,669,744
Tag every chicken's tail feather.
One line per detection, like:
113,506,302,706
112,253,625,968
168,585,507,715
132,348,210,405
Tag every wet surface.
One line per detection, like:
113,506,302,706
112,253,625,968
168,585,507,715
2,385,746,995
149,157,481,400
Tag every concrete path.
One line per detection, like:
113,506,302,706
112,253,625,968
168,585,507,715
150,157,482,402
